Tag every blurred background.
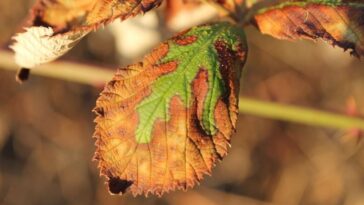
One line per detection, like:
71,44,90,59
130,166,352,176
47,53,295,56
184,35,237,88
1,1,364,205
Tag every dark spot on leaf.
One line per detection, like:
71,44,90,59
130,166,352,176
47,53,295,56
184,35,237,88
32,15,52,28
16,68,30,83
214,40,236,101
108,177,133,195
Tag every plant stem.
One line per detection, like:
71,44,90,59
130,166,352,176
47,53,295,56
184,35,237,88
239,97,364,130
0,50,113,85
1,50,363,130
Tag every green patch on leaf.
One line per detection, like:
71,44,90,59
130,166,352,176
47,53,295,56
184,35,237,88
136,23,246,143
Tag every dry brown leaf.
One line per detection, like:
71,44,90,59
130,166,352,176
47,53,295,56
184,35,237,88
254,0,364,57
10,0,162,69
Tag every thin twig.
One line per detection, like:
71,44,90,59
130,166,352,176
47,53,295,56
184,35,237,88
0,50,113,85
1,50,363,130
239,97,364,130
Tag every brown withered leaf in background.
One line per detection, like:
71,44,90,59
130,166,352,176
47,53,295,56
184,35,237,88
27,0,163,34
10,0,162,69
93,22,247,196
254,1,364,57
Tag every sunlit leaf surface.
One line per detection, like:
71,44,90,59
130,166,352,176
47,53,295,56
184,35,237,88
94,22,248,196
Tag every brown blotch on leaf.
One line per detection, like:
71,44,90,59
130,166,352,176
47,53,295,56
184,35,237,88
108,177,133,195
192,68,210,132
173,35,198,46
214,40,246,129
214,40,235,97
144,43,170,65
